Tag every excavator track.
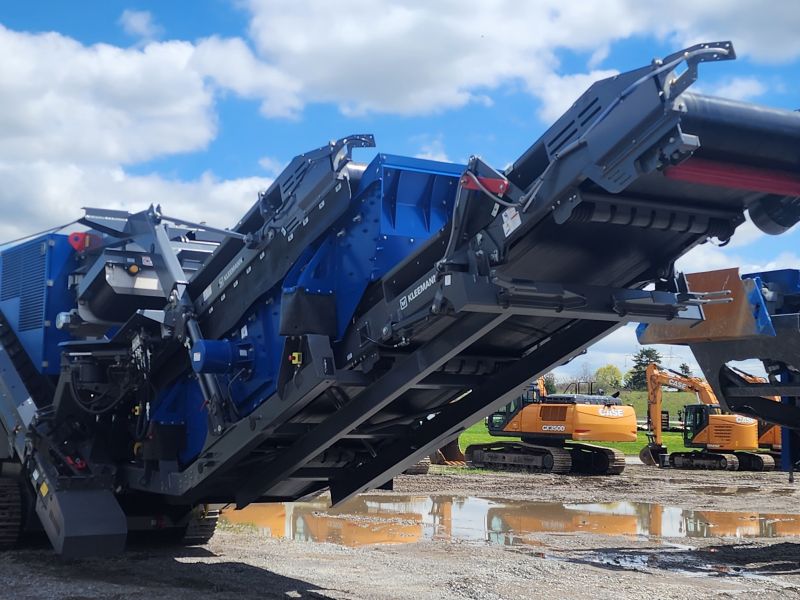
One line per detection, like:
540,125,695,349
733,452,775,472
669,451,739,470
567,443,626,475
465,442,573,474
0,477,22,550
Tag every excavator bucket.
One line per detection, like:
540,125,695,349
430,440,466,465
639,444,666,467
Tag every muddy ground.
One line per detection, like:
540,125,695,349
2,463,800,599
398,461,800,513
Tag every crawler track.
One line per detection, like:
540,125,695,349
669,451,739,470
568,443,626,475
465,442,625,475
0,478,22,550
734,452,775,472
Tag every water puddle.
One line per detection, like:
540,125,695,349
690,486,762,496
221,495,800,548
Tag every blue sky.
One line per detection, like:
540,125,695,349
0,1,798,379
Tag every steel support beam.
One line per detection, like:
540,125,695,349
328,319,620,504
724,384,800,397
235,312,508,507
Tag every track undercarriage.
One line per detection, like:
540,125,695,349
640,445,774,471
464,441,625,475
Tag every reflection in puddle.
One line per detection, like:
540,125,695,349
221,495,800,548
690,486,762,496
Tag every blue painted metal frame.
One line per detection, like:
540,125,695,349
291,154,463,338
743,270,800,471
0,234,76,375
0,154,466,468
156,154,465,465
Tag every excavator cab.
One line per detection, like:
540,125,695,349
487,390,540,434
682,404,720,446
486,380,544,433
487,403,516,432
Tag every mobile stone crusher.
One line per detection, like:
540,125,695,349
0,42,798,556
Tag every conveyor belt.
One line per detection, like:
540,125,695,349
150,41,800,507
6,43,800,559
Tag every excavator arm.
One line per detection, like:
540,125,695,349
645,364,666,448
643,363,719,463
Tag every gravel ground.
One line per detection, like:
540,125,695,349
395,462,800,513
2,464,800,599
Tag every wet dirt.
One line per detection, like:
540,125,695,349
2,463,800,599
395,462,800,513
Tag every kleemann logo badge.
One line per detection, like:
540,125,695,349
218,256,244,288
399,274,437,310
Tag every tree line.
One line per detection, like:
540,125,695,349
553,348,692,392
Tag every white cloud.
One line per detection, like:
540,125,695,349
587,45,610,69
242,0,640,119
258,156,286,176
676,242,740,274
528,69,619,123
190,36,303,118
742,251,800,273
0,25,215,164
712,76,767,101
1,3,799,256
551,324,702,381
677,240,800,276
240,0,800,119
725,215,763,249
642,0,800,64
0,160,271,243
413,135,450,162
118,10,163,41
0,25,285,240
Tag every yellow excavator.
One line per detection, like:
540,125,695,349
640,364,774,471
465,378,637,475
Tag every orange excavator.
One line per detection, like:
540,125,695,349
729,366,782,455
640,364,774,471
465,378,637,475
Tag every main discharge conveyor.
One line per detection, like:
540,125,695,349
1,42,799,556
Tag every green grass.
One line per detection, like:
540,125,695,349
458,420,685,456
618,390,697,418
